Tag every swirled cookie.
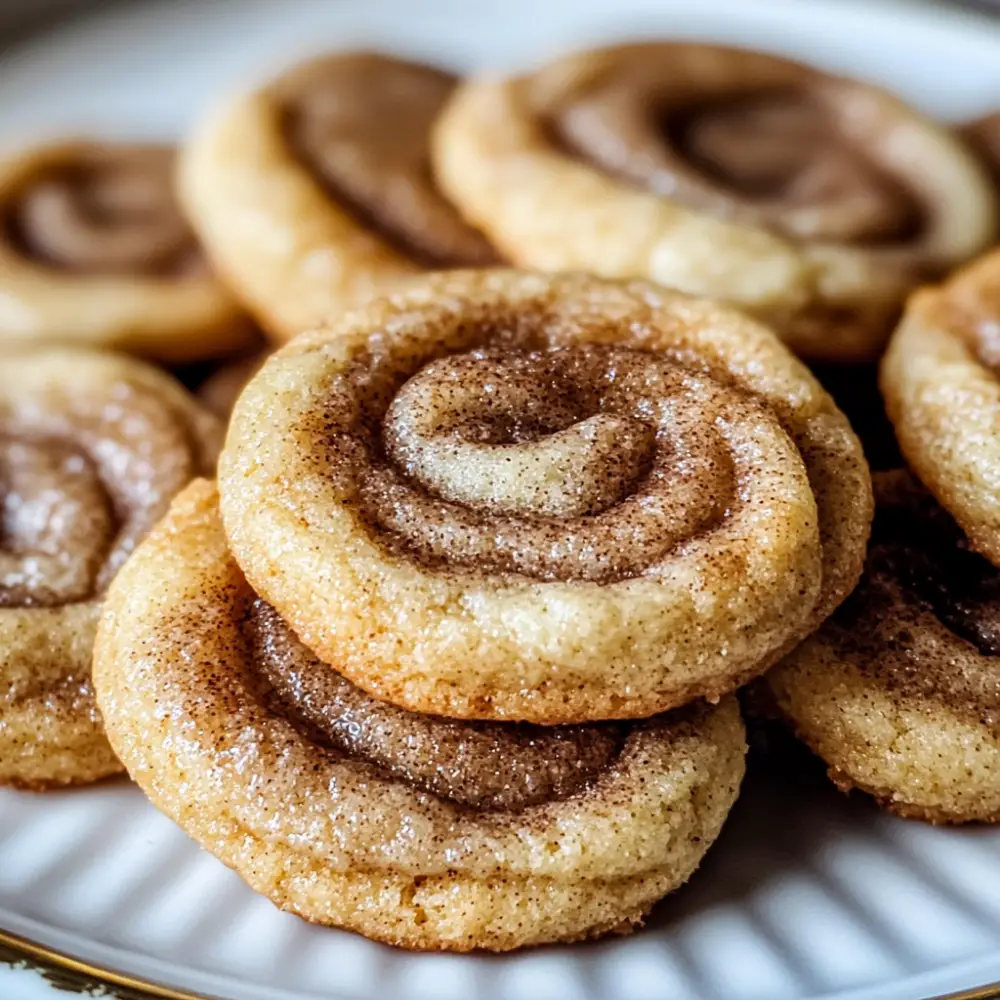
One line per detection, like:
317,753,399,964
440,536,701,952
882,247,1000,566
219,270,872,723
0,348,221,788
0,141,252,360
763,471,1000,823
179,52,498,343
433,43,996,362
94,480,747,950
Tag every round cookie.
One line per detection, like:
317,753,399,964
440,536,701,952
0,141,252,361
882,246,1000,566
433,43,997,362
0,348,221,788
219,269,872,723
179,52,498,344
94,479,747,951
763,471,1000,823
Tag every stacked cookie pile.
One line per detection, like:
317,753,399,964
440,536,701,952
94,268,872,950
1,40,1000,952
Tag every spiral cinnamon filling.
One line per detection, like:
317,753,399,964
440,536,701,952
276,53,497,267
0,365,217,611
549,65,924,246
310,341,781,584
3,145,200,276
250,600,621,810
831,475,1000,722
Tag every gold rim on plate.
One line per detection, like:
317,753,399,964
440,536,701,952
0,927,207,1000
2,924,1000,1000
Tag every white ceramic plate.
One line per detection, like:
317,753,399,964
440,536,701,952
2,1,1000,998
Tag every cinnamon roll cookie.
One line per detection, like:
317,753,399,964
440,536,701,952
434,43,997,362
763,471,1000,823
0,349,221,788
0,141,252,361
94,480,747,950
882,247,1000,565
219,270,872,723
179,52,498,344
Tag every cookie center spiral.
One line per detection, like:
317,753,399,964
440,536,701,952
277,54,498,267
249,600,622,809
552,72,922,244
5,147,198,275
352,344,738,583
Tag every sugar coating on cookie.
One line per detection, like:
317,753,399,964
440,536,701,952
218,270,872,723
764,471,1000,823
433,43,997,361
882,246,1000,567
0,348,221,789
94,479,747,951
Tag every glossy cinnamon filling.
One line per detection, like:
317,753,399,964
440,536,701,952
277,53,498,267
248,599,623,810
4,147,201,275
549,69,925,245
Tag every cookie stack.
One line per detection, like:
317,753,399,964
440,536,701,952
91,269,871,951
2,37,1000,955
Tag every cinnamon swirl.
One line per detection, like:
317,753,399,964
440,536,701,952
0,141,252,360
93,480,747,950
433,43,997,362
0,348,221,788
179,52,498,344
763,471,1000,823
219,270,872,724
882,247,1000,566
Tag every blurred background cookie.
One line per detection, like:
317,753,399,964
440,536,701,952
179,52,499,344
0,141,253,361
434,42,997,362
962,110,1000,190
